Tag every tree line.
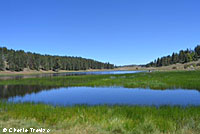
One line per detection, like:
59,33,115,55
146,45,200,67
0,47,114,71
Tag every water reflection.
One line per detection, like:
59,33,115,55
0,85,61,98
1,85,200,106
0,70,143,80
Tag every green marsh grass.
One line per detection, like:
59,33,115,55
0,70,200,89
0,102,200,134
1,71,200,133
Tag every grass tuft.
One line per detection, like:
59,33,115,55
0,102,200,134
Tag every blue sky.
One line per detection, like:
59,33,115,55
0,0,199,65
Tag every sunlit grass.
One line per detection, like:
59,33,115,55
0,102,200,134
0,70,200,89
1,71,200,133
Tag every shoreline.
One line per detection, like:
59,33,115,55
1,70,200,90
0,67,199,76
1,59,200,76
0,68,199,77
0,69,119,76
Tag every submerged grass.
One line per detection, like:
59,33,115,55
0,102,200,134
0,70,200,89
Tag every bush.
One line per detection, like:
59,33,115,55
196,63,200,66
184,65,189,69
172,67,177,69
192,63,196,67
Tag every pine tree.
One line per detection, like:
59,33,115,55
0,46,114,71
53,58,61,71
146,45,200,67
185,53,193,63
0,55,5,71
195,45,200,56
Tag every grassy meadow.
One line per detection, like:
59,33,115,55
0,102,200,134
0,70,200,89
1,70,200,134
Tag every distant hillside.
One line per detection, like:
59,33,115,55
0,47,114,71
116,64,138,68
146,45,200,67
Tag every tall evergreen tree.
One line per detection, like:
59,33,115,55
53,58,61,71
0,46,115,72
195,45,200,56
146,45,200,67
0,54,5,71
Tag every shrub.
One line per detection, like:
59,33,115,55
172,67,177,70
196,63,200,66
184,65,189,69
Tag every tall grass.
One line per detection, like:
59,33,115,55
1,71,200,133
0,70,200,89
0,102,200,134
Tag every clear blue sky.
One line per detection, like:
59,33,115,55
0,0,199,65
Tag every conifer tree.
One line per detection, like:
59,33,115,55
195,45,200,56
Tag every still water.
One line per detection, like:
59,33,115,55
1,85,200,106
0,70,143,80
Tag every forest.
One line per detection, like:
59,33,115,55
146,45,200,67
0,47,114,71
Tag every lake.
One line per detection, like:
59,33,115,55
1,70,199,106
1,85,200,106
0,70,143,80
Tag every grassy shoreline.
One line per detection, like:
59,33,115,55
0,69,118,76
0,102,200,134
1,71,200,133
0,70,200,90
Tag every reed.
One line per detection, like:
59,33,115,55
0,70,200,90
0,102,200,134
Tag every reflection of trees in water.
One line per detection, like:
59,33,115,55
0,85,61,99
0,72,88,80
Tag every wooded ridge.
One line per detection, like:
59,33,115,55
0,47,114,71
146,45,200,67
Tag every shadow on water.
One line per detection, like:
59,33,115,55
0,70,143,80
1,85,200,106
0,85,62,99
